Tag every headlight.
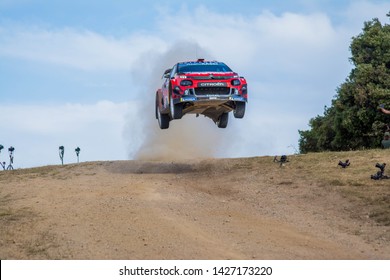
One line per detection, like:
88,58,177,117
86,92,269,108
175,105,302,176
180,80,193,86
173,86,181,94
231,79,241,86
241,85,247,95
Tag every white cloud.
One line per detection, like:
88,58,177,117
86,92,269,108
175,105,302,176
343,1,390,29
155,7,340,70
0,101,129,133
0,27,167,71
0,101,133,167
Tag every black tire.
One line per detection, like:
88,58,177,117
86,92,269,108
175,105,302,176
156,97,170,129
170,95,183,119
217,112,229,128
158,109,170,129
233,102,246,118
155,93,159,119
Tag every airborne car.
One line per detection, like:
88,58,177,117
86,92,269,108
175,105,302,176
155,59,248,129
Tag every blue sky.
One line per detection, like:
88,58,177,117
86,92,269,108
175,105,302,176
0,0,389,168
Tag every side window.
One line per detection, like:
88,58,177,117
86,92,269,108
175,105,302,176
170,65,177,79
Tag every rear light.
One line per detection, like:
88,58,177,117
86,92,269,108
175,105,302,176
180,80,193,86
231,79,241,86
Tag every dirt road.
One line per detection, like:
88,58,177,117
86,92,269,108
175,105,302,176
1,153,389,259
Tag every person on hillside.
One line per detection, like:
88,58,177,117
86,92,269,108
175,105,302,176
381,132,390,149
379,105,390,115
378,105,390,131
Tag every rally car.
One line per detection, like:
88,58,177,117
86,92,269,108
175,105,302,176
155,59,248,129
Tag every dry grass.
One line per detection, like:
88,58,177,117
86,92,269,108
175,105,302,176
192,149,390,227
268,149,390,226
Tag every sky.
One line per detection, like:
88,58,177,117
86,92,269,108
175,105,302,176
0,0,389,168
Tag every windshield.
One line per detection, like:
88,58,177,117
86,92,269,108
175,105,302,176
177,62,232,73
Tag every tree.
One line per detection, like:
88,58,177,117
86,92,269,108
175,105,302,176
299,14,390,153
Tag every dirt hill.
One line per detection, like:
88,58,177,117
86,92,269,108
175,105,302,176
0,150,389,259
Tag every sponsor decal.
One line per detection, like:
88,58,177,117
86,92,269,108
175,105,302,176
181,97,197,102
229,96,246,101
198,82,227,87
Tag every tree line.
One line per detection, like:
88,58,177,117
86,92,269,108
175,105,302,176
299,13,390,153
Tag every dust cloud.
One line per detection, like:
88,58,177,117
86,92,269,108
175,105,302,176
124,41,232,161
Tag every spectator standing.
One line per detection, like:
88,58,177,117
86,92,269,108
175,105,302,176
382,132,390,149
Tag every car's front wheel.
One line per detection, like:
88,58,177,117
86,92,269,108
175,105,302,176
170,95,183,119
156,95,170,129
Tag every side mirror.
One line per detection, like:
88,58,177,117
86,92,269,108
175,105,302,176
162,68,172,79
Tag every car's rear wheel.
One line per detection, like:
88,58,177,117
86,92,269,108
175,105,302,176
233,102,246,118
170,94,183,119
217,112,229,128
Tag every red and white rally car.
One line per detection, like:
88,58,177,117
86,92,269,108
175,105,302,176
155,59,248,129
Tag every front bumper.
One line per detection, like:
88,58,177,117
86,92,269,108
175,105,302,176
177,95,247,103
174,87,247,105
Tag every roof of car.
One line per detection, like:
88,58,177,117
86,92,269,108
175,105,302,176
178,59,221,65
